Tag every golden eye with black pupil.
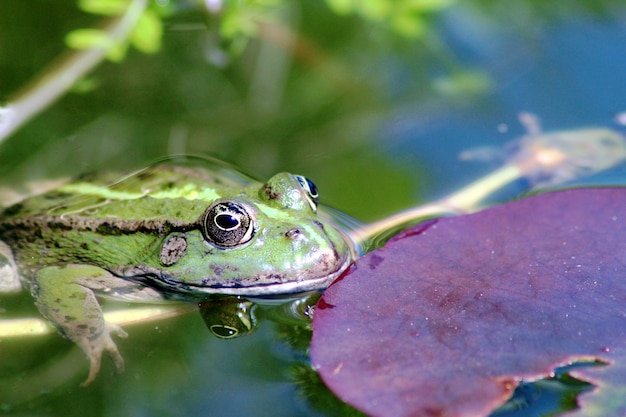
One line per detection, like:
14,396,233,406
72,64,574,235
295,175,319,211
201,201,255,248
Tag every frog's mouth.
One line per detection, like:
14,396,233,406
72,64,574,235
177,253,351,297
117,252,352,297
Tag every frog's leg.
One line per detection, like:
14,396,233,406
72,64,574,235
0,241,21,293
32,264,132,386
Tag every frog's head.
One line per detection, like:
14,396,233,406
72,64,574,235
149,173,352,297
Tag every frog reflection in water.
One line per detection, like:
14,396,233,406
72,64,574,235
0,162,351,385
199,297,259,339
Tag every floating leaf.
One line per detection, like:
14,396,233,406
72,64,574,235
311,188,626,417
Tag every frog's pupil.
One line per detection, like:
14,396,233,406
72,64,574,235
215,214,239,230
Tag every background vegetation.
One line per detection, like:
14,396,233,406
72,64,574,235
1,1,626,415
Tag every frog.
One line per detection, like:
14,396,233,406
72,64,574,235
0,160,351,385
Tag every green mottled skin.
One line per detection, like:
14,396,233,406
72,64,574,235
0,163,350,385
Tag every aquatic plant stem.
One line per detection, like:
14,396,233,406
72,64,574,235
348,124,626,248
0,0,147,144
347,163,523,247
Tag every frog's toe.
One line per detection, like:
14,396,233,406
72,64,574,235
79,324,127,387
108,322,129,339
81,353,103,387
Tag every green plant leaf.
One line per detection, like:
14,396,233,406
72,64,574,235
409,0,456,12
325,0,354,15
433,70,492,97
106,41,129,62
130,10,163,54
78,0,130,16
359,0,391,20
70,77,102,94
65,29,113,50
391,12,426,37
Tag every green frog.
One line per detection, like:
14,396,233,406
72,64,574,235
0,160,351,385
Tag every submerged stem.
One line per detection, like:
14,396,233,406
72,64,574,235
0,305,192,338
348,164,523,248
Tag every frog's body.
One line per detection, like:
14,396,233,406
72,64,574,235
0,163,351,385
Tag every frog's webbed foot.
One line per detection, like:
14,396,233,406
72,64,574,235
80,322,128,387
33,265,133,385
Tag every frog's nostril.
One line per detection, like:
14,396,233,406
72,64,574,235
285,228,301,239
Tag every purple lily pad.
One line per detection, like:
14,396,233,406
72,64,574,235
311,188,626,417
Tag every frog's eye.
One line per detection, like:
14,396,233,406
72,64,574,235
295,175,319,211
201,201,255,248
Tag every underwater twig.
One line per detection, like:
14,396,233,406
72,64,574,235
0,0,147,144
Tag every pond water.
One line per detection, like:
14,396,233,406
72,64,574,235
1,1,626,416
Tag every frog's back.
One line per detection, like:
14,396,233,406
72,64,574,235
0,164,254,222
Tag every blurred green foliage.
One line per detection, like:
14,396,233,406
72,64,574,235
325,0,455,37
2,0,448,220
67,0,162,60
